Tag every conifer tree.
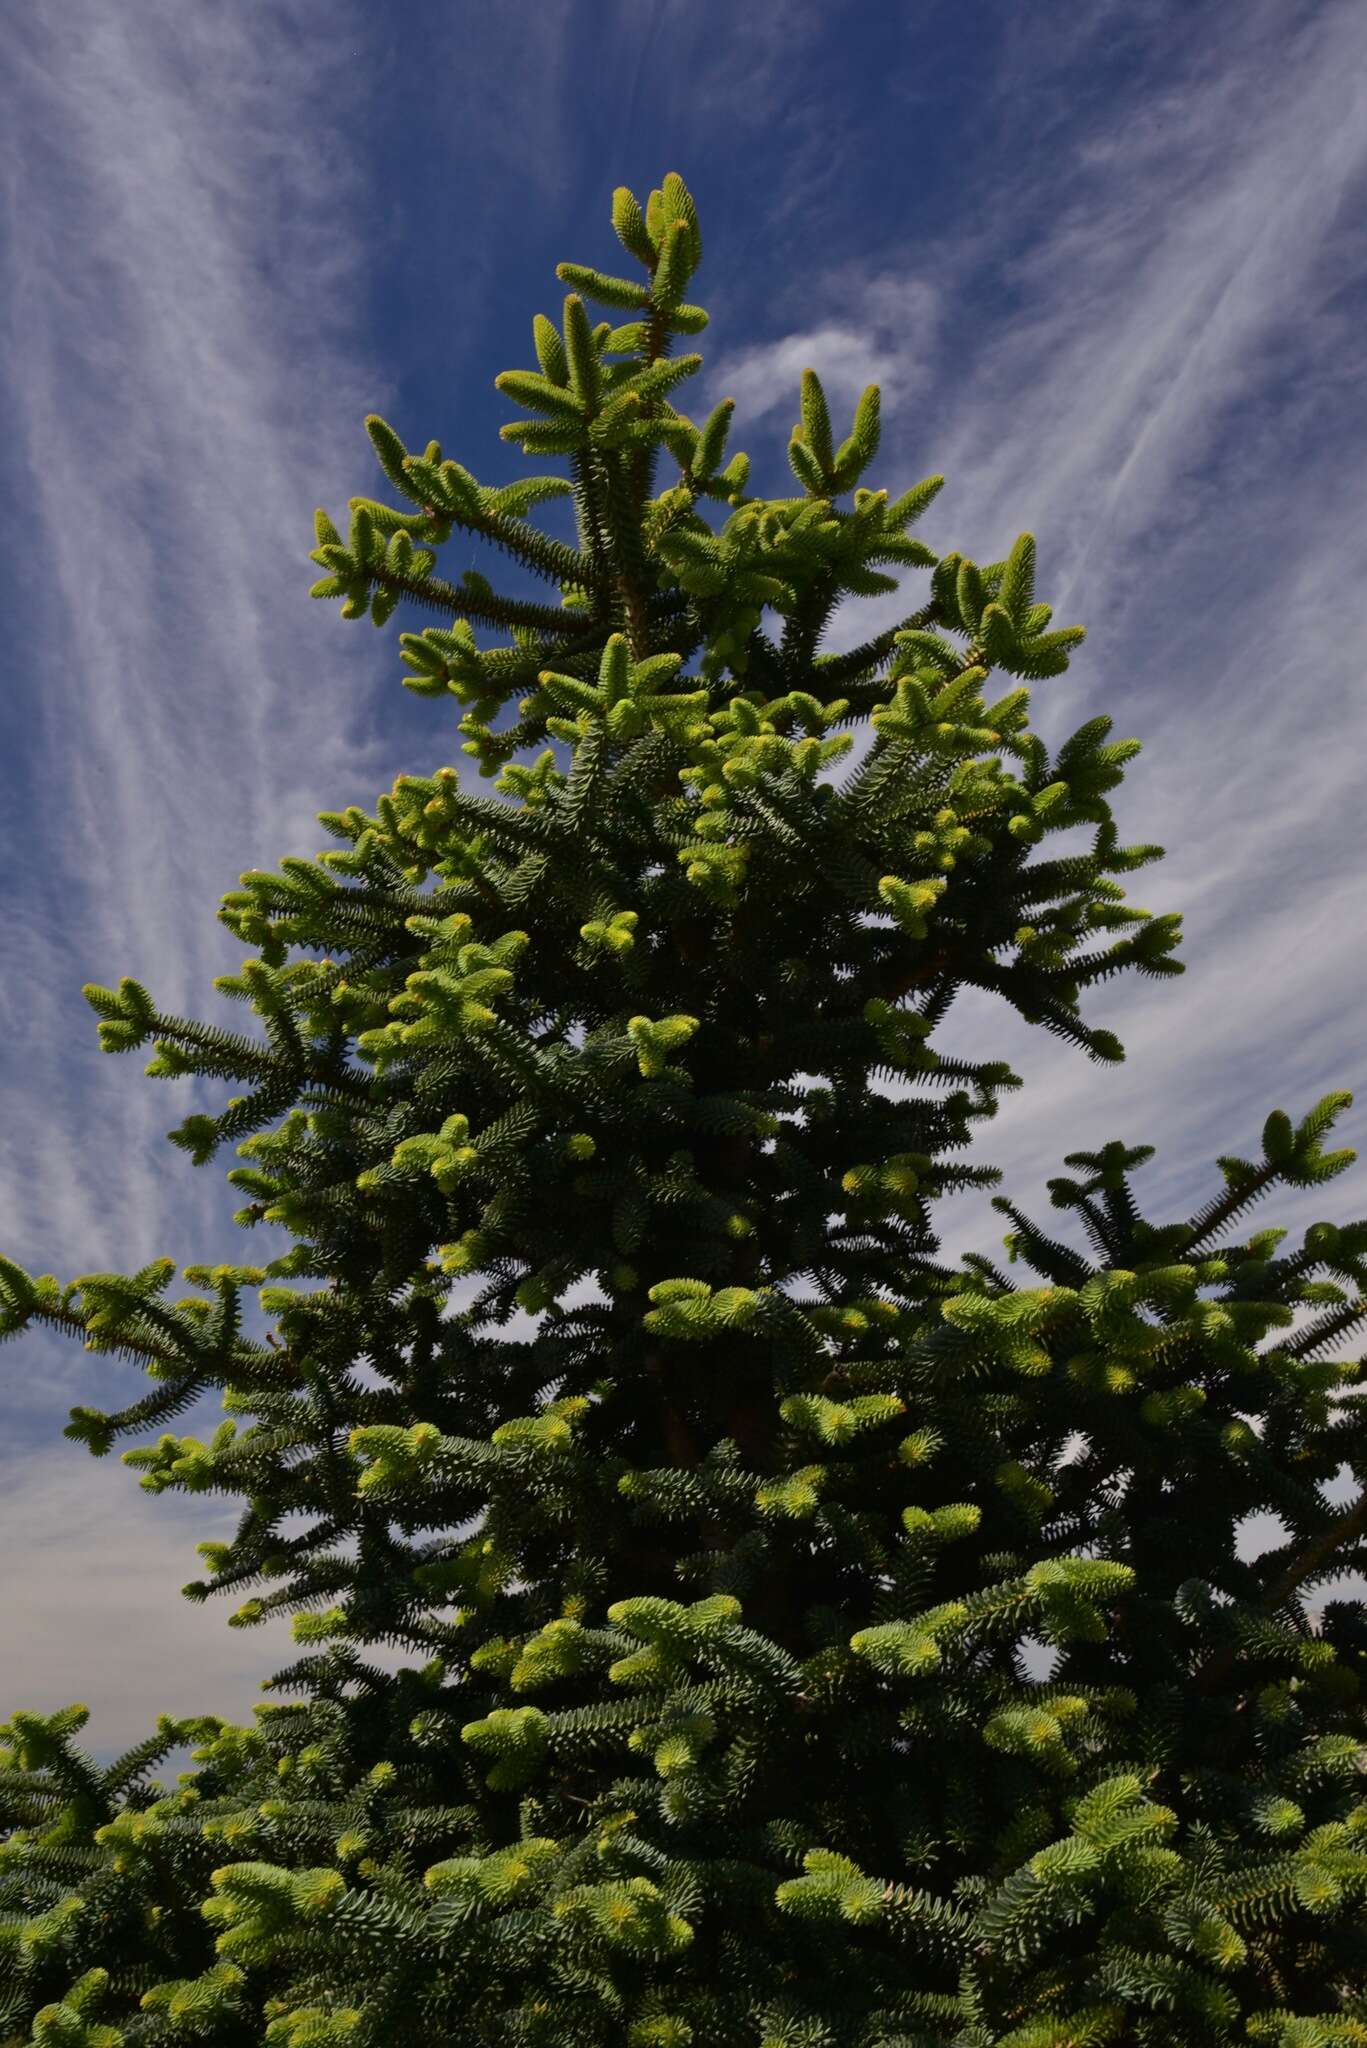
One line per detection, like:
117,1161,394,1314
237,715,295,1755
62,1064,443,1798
3,174,1366,2048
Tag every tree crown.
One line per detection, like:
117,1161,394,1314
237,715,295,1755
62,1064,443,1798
2,171,1364,2048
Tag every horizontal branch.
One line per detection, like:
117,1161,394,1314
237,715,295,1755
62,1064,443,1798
1190,1488,1367,1696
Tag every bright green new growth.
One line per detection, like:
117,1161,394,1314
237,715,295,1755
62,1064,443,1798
3,172,1366,2047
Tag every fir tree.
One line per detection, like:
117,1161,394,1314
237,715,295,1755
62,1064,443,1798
3,173,1366,2048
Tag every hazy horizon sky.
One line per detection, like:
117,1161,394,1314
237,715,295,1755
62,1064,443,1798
3,0,1365,1757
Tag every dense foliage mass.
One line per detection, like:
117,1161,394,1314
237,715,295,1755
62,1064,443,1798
2,174,1366,2048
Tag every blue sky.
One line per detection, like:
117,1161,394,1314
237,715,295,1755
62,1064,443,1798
3,0,1365,1756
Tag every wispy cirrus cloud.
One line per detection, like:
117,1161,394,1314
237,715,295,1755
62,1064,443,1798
0,1,394,1300
709,0,1367,1281
710,284,939,433
0,2,403,1728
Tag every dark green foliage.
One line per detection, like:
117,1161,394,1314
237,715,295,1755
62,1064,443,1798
3,175,1365,2047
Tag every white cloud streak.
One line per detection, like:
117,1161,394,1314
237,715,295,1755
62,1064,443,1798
0,1,395,1285
0,0,404,1728
709,0,1367,1278
712,289,938,432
